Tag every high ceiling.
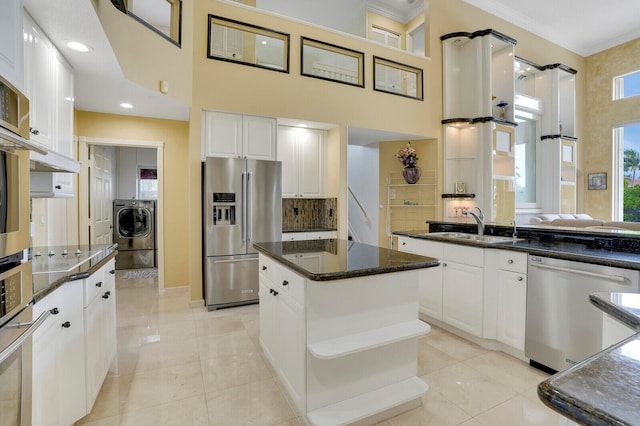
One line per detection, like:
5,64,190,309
20,0,640,126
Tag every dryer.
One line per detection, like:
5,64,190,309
113,200,156,269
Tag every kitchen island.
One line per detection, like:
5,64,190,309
253,239,439,426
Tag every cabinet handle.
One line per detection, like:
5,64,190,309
402,242,406,246
282,280,288,286
262,266,267,271
55,185,62,190
61,321,71,328
95,281,102,288
30,127,40,135
50,307,59,315
508,259,514,264
443,262,447,267
272,290,278,296
517,276,523,281
102,291,111,299
109,270,116,274
269,288,274,295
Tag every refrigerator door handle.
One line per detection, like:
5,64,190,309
247,171,252,242
242,171,247,243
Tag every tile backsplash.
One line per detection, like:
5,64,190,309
282,198,337,230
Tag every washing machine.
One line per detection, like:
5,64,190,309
113,199,156,269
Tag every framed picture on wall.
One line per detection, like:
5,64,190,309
588,172,607,190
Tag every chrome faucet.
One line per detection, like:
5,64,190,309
463,207,485,236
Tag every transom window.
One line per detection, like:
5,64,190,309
613,70,640,100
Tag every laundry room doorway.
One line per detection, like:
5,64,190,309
78,136,165,289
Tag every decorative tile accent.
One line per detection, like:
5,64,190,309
282,198,337,231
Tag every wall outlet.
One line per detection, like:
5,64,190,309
293,207,298,216
329,208,333,217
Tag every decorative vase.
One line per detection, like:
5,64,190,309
402,166,421,184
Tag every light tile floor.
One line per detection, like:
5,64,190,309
76,274,566,426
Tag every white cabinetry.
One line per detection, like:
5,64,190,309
23,13,53,148
495,250,527,351
397,236,443,320
0,0,24,90
442,243,484,337
32,280,86,426
202,111,276,160
84,259,117,410
259,255,306,412
277,126,325,198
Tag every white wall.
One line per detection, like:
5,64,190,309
347,144,379,245
115,147,157,199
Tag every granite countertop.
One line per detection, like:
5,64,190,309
395,228,640,271
538,292,640,425
282,227,338,233
253,239,439,281
31,244,118,302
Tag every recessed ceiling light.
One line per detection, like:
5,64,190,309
120,102,133,109
261,40,267,45
66,41,92,53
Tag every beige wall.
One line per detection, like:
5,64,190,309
584,38,640,220
89,0,595,302
75,111,190,288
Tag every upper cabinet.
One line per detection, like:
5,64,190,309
23,13,54,148
277,126,325,198
441,29,516,123
0,0,24,90
440,29,517,224
202,111,277,160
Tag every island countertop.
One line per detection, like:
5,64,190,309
538,292,640,425
253,239,439,281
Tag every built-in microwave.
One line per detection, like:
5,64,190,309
0,75,29,141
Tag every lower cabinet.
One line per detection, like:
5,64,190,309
282,231,337,241
496,270,527,350
33,280,86,426
32,258,116,425
442,260,484,337
85,259,117,409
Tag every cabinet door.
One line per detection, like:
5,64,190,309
277,292,306,414
0,0,24,90
243,116,276,160
203,111,243,158
277,126,299,198
60,281,87,424
33,314,63,426
442,261,483,337
496,270,526,351
298,129,323,197
84,294,104,409
54,50,74,158
23,14,53,147
258,281,278,364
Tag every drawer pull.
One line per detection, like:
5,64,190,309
61,321,71,328
402,242,406,245
95,281,102,288
50,307,59,315
262,266,267,271
508,259,514,264
282,280,288,286
102,291,111,299
109,270,116,275
517,276,523,281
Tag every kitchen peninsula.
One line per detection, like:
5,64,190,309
253,239,439,426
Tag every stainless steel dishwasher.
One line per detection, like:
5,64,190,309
525,255,640,372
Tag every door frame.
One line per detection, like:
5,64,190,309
78,136,165,289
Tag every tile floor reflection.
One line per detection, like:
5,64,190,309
76,274,565,425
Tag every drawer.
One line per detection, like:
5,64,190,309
103,259,116,286
33,286,65,336
259,255,304,304
443,243,484,267
306,231,336,240
498,250,527,273
84,266,105,306
282,232,307,241
259,255,278,284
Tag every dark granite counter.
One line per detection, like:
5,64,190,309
30,244,118,302
538,292,640,425
395,224,640,271
253,239,439,281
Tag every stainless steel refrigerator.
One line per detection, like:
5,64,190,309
202,157,282,310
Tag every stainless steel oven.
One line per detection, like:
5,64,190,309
0,260,45,426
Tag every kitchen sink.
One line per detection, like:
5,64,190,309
420,232,520,244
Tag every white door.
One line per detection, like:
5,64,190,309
90,146,115,245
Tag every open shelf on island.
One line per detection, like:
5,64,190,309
307,320,430,359
307,377,429,426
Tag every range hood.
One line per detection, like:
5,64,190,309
29,149,81,173
0,126,80,173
